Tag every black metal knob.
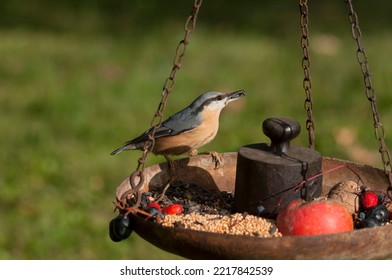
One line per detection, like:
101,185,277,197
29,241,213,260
234,116,322,216
262,117,301,155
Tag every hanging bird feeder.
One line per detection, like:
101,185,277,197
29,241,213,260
109,0,392,259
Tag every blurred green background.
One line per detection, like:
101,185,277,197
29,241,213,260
1,0,392,259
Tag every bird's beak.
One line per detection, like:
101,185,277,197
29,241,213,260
227,89,246,102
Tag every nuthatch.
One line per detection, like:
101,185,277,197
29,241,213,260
111,89,245,168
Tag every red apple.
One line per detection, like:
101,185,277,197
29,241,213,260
276,199,354,236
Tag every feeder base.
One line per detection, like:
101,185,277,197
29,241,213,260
115,153,392,259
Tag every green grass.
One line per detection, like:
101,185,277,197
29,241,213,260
1,3,392,259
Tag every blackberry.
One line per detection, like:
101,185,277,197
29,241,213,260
361,217,381,228
367,204,389,223
378,193,386,204
109,214,133,242
145,206,163,220
358,211,366,221
256,205,266,215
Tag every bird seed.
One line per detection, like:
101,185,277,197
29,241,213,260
160,212,282,237
143,181,281,238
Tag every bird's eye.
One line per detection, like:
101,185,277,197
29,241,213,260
217,95,223,101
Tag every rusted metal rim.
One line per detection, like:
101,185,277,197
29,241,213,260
115,152,392,259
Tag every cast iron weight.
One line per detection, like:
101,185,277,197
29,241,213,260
234,117,323,217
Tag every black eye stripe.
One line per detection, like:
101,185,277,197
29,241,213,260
198,94,226,109
211,95,224,102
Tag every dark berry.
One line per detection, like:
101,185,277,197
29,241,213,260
268,225,278,235
256,205,266,215
140,192,152,209
146,207,163,219
109,219,122,242
367,204,389,223
358,211,366,221
109,214,133,242
378,193,386,204
361,217,381,228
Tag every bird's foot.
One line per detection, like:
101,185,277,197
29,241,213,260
164,155,177,179
155,155,178,202
209,151,223,169
188,149,199,157
198,150,223,169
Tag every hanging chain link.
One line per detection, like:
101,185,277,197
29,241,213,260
345,0,392,184
299,0,316,149
124,0,203,201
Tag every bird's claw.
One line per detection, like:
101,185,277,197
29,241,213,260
209,151,223,169
197,150,223,169
164,155,177,178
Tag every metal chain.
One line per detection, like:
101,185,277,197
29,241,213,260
345,0,392,183
299,0,316,149
126,0,203,198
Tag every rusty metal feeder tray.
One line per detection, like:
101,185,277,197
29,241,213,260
115,152,392,259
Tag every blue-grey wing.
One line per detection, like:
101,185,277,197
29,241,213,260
128,107,201,144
